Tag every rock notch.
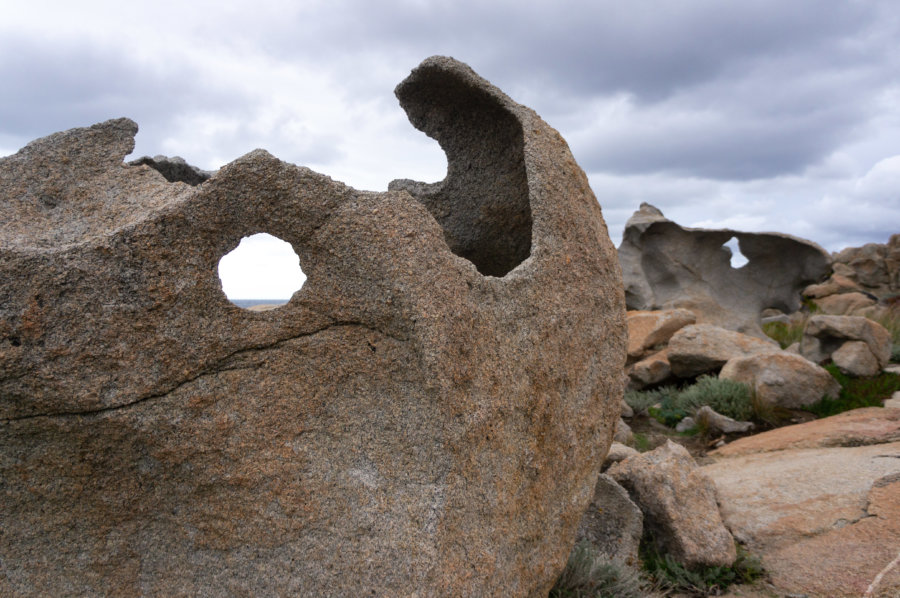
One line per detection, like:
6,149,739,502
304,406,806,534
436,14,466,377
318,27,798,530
0,57,626,596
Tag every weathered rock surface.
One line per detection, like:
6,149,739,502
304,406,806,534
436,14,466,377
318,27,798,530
608,440,736,568
628,347,672,387
575,474,643,567
667,324,779,378
625,308,695,359
719,352,840,408
617,203,831,336
711,407,900,457
832,234,900,296
614,417,634,444
603,442,639,469
832,339,882,377
0,57,627,597
704,409,900,597
128,154,214,185
695,405,754,435
811,291,877,315
800,314,891,369
802,273,863,299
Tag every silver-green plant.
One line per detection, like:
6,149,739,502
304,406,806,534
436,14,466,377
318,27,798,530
550,541,661,598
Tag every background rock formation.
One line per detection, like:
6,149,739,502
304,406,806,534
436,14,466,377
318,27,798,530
0,57,626,597
832,234,900,297
618,203,831,336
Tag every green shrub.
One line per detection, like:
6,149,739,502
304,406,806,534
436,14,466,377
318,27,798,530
676,375,754,422
550,541,661,598
805,365,900,418
624,386,679,414
631,432,653,453
625,377,754,428
641,542,764,596
647,395,692,428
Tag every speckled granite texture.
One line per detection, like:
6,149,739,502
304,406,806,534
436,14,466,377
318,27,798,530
0,56,625,597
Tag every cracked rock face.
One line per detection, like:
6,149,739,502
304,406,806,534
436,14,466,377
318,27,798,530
0,57,626,596
618,203,831,336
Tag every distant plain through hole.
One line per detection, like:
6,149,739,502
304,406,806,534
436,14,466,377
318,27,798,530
217,233,306,310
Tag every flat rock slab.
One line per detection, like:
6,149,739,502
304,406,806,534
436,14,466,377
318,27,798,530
0,57,626,597
704,408,900,597
711,407,900,457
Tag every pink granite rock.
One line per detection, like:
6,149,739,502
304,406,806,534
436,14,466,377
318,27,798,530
0,57,626,597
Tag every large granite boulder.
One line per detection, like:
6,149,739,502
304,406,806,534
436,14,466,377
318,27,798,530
0,57,626,597
719,352,840,409
618,203,831,336
666,323,780,378
625,308,695,360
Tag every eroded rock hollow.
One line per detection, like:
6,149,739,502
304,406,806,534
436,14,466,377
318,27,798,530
0,57,626,596
618,203,831,336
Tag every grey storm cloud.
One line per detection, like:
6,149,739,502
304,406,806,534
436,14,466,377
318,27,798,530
235,0,899,181
1,0,898,256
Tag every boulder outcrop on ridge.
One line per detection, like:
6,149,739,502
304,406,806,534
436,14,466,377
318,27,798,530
831,234,900,296
618,203,832,336
800,314,892,373
0,56,626,597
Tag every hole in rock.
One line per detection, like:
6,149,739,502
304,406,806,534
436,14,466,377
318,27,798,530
217,233,306,310
723,237,749,269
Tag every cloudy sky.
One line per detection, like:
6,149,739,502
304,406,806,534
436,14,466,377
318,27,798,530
2,1,899,298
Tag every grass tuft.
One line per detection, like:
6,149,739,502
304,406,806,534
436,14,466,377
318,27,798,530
550,541,661,598
641,541,764,596
804,365,900,418
761,319,806,349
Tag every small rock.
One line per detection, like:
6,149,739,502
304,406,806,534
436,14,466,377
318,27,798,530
620,398,634,419
604,442,640,469
696,405,754,435
675,417,696,432
802,274,862,299
575,474,643,567
628,348,672,387
812,291,877,315
608,440,736,568
800,315,891,368
614,417,634,445
626,308,696,359
884,392,900,409
832,340,881,377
